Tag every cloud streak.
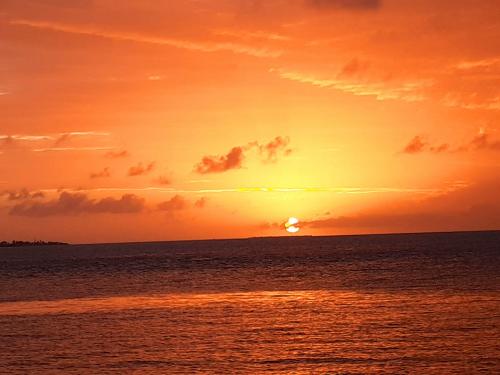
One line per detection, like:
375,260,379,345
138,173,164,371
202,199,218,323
105,150,129,159
0,132,113,153
455,57,500,70
0,135,54,142
54,131,110,146
10,19,282,58
272,68,428,103
33,147,114,152
306,0,381,10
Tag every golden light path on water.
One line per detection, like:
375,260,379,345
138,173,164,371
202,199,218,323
1,289,492,317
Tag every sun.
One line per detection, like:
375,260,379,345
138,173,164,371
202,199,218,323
285,217,300,233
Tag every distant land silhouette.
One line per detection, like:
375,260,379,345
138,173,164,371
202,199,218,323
0,240,68,247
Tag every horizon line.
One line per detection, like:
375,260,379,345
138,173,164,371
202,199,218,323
3,228,498,247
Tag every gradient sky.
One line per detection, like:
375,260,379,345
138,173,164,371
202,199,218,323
1,0,499,243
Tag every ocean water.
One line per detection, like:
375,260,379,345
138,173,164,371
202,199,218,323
0,231,499,374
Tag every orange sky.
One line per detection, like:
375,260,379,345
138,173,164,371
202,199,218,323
1,0,499,243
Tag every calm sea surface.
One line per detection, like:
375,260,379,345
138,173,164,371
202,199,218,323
1,231,499,374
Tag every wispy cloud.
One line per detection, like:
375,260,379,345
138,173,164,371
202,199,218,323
148,75,163,81
32,147,114,152
1,132,113,152
213,29,291,42
28,184,465,197
443,94,500,111
54,131,110,146
0,134,54,142
10,19,282,58
105,150,129,159
271,68,428,102
455,57,500,70
306,0,381,10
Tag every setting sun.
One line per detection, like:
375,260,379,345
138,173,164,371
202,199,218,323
285,217,300,233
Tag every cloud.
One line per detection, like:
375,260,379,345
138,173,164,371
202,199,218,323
194,197,208,208
213,29,291,42
302,205,500,232
0,134,54,142
442,94,500,111
105,150,129,158
157,195,187,211
338,58,370,78
0,132,113,153
33,147,114,152
403,136,428,154
470,129,500,151
429,144,450,153
195,136,293,174
1,189,45,201
258,136,293,162
195,146,245,174
54,131,110,146
128,162,155,176
303,212,440,229
272,68,428,103
154,175,172,185
10,19,282,58
402,129,500,154
455,57,500,71
299,180,500,233
0,134,54,151
23,0,92,8
306,0,381,10
9,192,145,217
90,167,111,179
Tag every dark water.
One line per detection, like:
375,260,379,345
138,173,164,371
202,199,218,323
1,231,499,374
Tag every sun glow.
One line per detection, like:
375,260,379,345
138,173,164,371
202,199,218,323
285,217,300,233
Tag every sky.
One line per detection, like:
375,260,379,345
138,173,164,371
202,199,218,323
1,0,499,243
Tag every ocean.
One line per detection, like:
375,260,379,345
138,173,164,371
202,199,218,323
0,231,499,374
